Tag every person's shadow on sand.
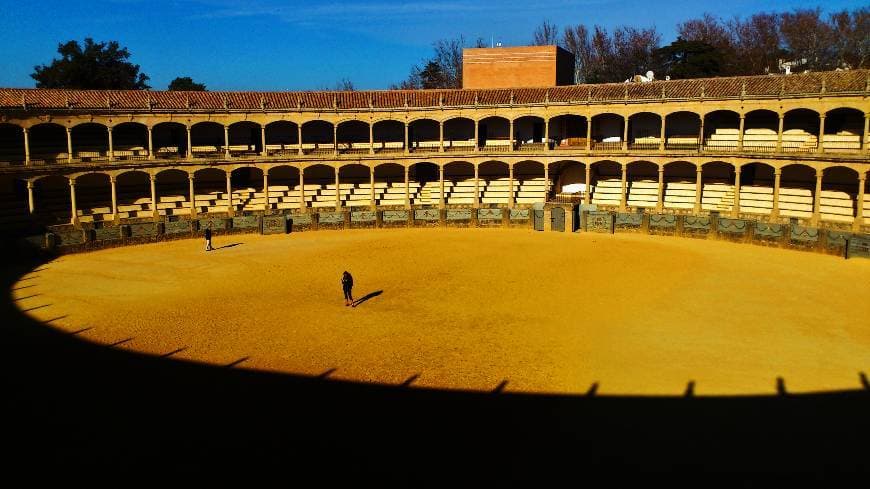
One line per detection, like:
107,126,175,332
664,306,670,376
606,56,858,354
352,290,383,308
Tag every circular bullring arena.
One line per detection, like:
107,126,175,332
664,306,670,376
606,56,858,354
16,227,870,396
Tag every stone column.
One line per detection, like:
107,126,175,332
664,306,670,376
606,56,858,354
621,118,628,151
150,174,159,218
369,166,376,210
186,126,192,159
69,179,78,224
698,116,705,150
811,170,823,225
656,167,665,212
659,117,666,151
404,166,411,209
335,167,341,209
855,173,866,231
544,164,550,200
260,125,267,156
224,125,230,158
404,123,409,154
863,114,869,153
297,124,304,156
619,164,627,211
110,175,118,222
732,166,742,218
26,180,34,214
776,113,784,152
509,119,515,151
107,126,114,160
544,119,551,152
439,121,444,152
263,171,270,212
694,167,703,214
586,119,592,151
474,164,480,207
332,124,338,156
737,115,745,151
66,127,73,163
771,169,782,218
147,126,154,160
474,120,479,152
369,123,374,155
226,172,234,216
439,165,445,209
299,168,306,212
508,164,515,207
23,127,30,166
817,115,826,153
189,175,197,217
584,165,592,205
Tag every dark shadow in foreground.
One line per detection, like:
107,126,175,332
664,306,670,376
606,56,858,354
352,290,383,308
1,250,868,486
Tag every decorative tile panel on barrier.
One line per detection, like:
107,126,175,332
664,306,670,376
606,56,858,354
415,209,440,221
478,208,503,220
318,211,344,224
198,218,228,231
164,220,192,235
447,209,472,221
262,215,287,234
825,230,851,249
232,215,259,230
351,211,376,222
93,227,122,241
790,225,819,242
649,214,677,229
683,215,711,232
383,210,409,222
586,211,614,233
510,209,530,220
753,222,783,239
717,218,748,235
615,212,642,229
54,231,85,246
846,235,870,259
288,213,312,226
129,222,159,238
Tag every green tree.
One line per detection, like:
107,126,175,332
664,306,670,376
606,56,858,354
31,38,150,89
168,77,206,91
654,37,722,79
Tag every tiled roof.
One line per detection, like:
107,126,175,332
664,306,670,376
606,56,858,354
1,70,866,112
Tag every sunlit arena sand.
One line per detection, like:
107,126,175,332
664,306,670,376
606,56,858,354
14,228,870,396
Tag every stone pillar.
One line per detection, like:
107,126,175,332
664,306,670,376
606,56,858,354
439,121,444,152
737,115,746,151
544,119,551,151
332,124,338,156
776,113,784,152
26,180,34,214
656,167,665,212
508,164,515,207
584,165,592,205
544,164,550,201
334,167,341,209
189,175,197,217
404,122,409,154
224,125,230,158
855,174,866,231
732,166,741,218
771,169,782,218
619,164,627,211
260,125,267,156
186,126,192,159
474,164,480,207
622,118,629,151
299,168,306,212
297,124,304,156
369,123,374,155
694,168,703,213
147,126,154,160
863,114,869,153
107,126,114,160
404,166,411,209
698,116,705,150
23,127,30,166
150,174,159,218
263,171,270,212
659,117,666,151
369,166,376,210
586,119,592,151
110,175,118,222
66,127,73,163
811,170,823,225
509,119,515,151
69,179,78,224
226,172,234,216
818,115,826,153
474,120,479,152
438,165,444,209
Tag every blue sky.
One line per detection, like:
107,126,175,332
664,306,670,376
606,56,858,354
0,0,863,90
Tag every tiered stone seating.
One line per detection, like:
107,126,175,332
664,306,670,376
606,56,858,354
378,182,420,206
515,178,547,204
480,178,515,204
626,180,657,208
822,132,861,153
781,129,818,152
274,184,319,210
663,181,697,209
666,136,699,147
590,179,622,206
701,182,734,212
704,128,739,150
344,183,387,207
738,185,774,215
819,189,856,223
446,179,481,204
312,183,354,208
741,128,777,151
777,187,813,218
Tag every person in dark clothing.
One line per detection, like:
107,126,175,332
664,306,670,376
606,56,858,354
341,271,354,306
204,225,213,251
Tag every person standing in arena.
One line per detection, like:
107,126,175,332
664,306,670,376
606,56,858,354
342,271,354,306
204,224,213,252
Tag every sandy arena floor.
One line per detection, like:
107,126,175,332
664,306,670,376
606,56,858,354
13,228,870,396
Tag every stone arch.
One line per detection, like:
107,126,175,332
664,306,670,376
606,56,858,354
408,118,439,152
625,161,658,209
444,161,474,181
28,122,68,163
33,174,72,223
737,162,777,216
229,166,265,212
782,109,820,153
549,115,587,149
71,122,109,161
513,115,546,148
478,116,511,149
590,113,624,149
264,121,299,155
819,166,860,223
742,109,778,153
662,161,698,212
703,110,740,151
336,120,370,154
549,160,587,195
154,168,191,215
190,121,224,158
778,163,816,219
627,112,662,150
72,173,112,222
111,122,149,159
302,163,336,186
590,160,623,207
0,123,25,164
443,117,475,151
700,161,737,213
664,112,701,150
823,108,864,153
372,120,404,153
151,121,187,158
301,120,334,154
513,160,547,204
373,162,405,186
228,121,262,155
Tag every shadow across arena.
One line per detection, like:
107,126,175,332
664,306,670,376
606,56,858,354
1,248,868,485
